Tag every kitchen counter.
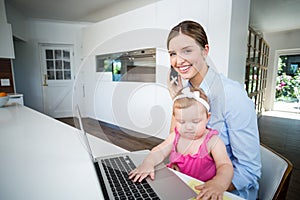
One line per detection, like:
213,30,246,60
0,104,126,200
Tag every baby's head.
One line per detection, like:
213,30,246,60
173,87,210,117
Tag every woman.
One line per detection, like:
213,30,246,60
167,20,261,200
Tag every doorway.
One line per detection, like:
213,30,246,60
274,54,300,113
39,43,74,118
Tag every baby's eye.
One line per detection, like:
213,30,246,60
193,120,200,124
182,49,192,54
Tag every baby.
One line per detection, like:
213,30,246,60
129,87,233,200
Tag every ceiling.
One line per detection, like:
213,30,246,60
250,0,300,33
5,0,160,23
5,0,300,33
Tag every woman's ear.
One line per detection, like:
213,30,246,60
203,44,209,57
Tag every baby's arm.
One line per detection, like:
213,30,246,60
195,136,233,200
128,133,175,182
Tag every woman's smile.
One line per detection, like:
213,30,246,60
177,65,191,73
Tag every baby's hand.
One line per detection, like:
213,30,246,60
128,162,155,182
194,180,225,200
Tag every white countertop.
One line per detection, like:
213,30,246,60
0,104,126,200
0,105,243,200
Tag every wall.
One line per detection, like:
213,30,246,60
227,0,250,84
263,29,300,110
6,0,250,139
12,20,86,112
5,2,29,41
78,0,250,139
0,58,14,93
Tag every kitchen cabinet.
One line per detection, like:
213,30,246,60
0,23,15,59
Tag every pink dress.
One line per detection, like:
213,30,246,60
167,128,218,182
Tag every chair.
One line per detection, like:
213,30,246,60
259,144,293,200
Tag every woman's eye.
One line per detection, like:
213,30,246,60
169,52,176,57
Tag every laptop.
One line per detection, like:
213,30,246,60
75,106,196,200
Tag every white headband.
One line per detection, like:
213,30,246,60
173,87,210,111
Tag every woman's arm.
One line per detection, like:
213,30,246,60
224,83,261,194
128,132,175,182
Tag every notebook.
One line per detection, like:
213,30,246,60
75,105,196,200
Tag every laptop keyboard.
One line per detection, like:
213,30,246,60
101,156,160,200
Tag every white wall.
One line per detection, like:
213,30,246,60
12,20,86,112
6,0,250,139
227,0,250,83
208,0,249,83
77,0,250,139
5,2,29,41
264,29,300,110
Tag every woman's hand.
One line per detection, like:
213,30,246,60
194,180,226,200
168,72,183,99
128,161,155,182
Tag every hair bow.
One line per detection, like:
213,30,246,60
173,87,210,111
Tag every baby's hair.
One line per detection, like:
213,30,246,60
173,87,209,116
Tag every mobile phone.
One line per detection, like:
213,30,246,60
170,67,178,85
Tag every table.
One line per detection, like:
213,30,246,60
0,105,113,200
0,104,243,200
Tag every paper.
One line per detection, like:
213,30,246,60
187,179,232,200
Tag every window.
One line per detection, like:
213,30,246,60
245,27,269,116
45,49,72,80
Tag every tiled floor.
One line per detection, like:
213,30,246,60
258,110,300,200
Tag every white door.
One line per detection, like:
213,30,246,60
40,44,74,118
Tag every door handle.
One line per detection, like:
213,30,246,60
43,74,48,86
